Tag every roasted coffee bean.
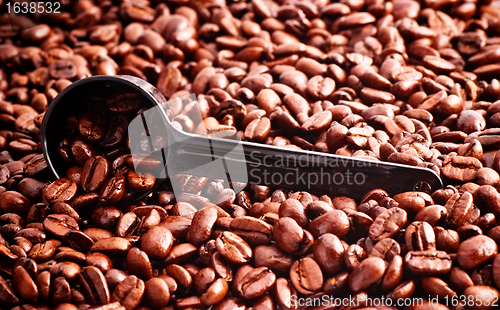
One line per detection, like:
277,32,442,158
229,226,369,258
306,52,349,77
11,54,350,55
43,214,79,238
369,207,407,241
92,206,122,232
462,285,500,310
306,76,336,101
273,217,304,253
12,265,38,303
141,225,173,260
200,278,228,306
313,233,345,274
344,244,366,272
28,239,58,263
308,210,349,238
0,191,32,216
144,277,170,308
42,179,77,203
442,156,482,182
115,212,139,238
49,261,82,279
23,154,47,176
302,110,333,134
51,276,71,305
35,270,50,302
51,202,80,222
164,264,192,289
126,247,152,280
436,228,460,253
405,250,453,276
369,238,401,261
457,235,498,270
445,192,474,228
253,244,293,275
79,111,107,142
349,257,386,293
405,221,436,251
91,237,131,257
126,170,155,192
70,138,97,166
278,198,308,228
245,117,271,142
235,266,276,299
289,257,323,295
78,266,110,305
81,156,109,192
86,252,112,273
188,207,218,246
215,231,252,265
382,255,404,292
110,275,144,310
474,185,500,217
99,175,126,205
62,230,94,253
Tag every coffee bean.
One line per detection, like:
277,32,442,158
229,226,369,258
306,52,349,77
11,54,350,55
43,214,79,238
90,237,131,257
51,276,71,305
369,207,407,241
463,285,500,310
215,231,252,265
188,207,218,246
99,175,126,205
28,240,57,262
49,261,82,279
289,257,323,295
244,117,271,142
200,278,228,306
78,266,110,305
309,210,349,238
272,217,304,254
0,191,31,216
349,257,386,293
126,248,152,280
405,221,436,251
126,170,155,192
445,192,474,228
306,76,336,101
110,275,144,310
313,233,345,274
141,226,173,260
86,252,112,273
302,110,332,133
81,156,109,192
12,265,38,303
253,244,293,275
144,277,170,308
235,266,276,299
405,250,452,276
457,235,498,270
42,179,77,203
369,238,401,261
23,154,47,176
62,230,94,253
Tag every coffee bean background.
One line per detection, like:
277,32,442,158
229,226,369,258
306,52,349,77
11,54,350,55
2,0,500,309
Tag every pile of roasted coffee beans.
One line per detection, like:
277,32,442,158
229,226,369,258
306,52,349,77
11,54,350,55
3,0,500,309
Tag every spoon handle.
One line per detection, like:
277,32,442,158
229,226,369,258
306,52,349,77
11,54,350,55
128,89,443,200
165,130,443,200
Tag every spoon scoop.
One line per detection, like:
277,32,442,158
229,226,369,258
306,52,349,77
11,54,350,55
41,75,443,205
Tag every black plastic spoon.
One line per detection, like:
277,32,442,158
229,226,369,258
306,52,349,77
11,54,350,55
41,75,443,204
